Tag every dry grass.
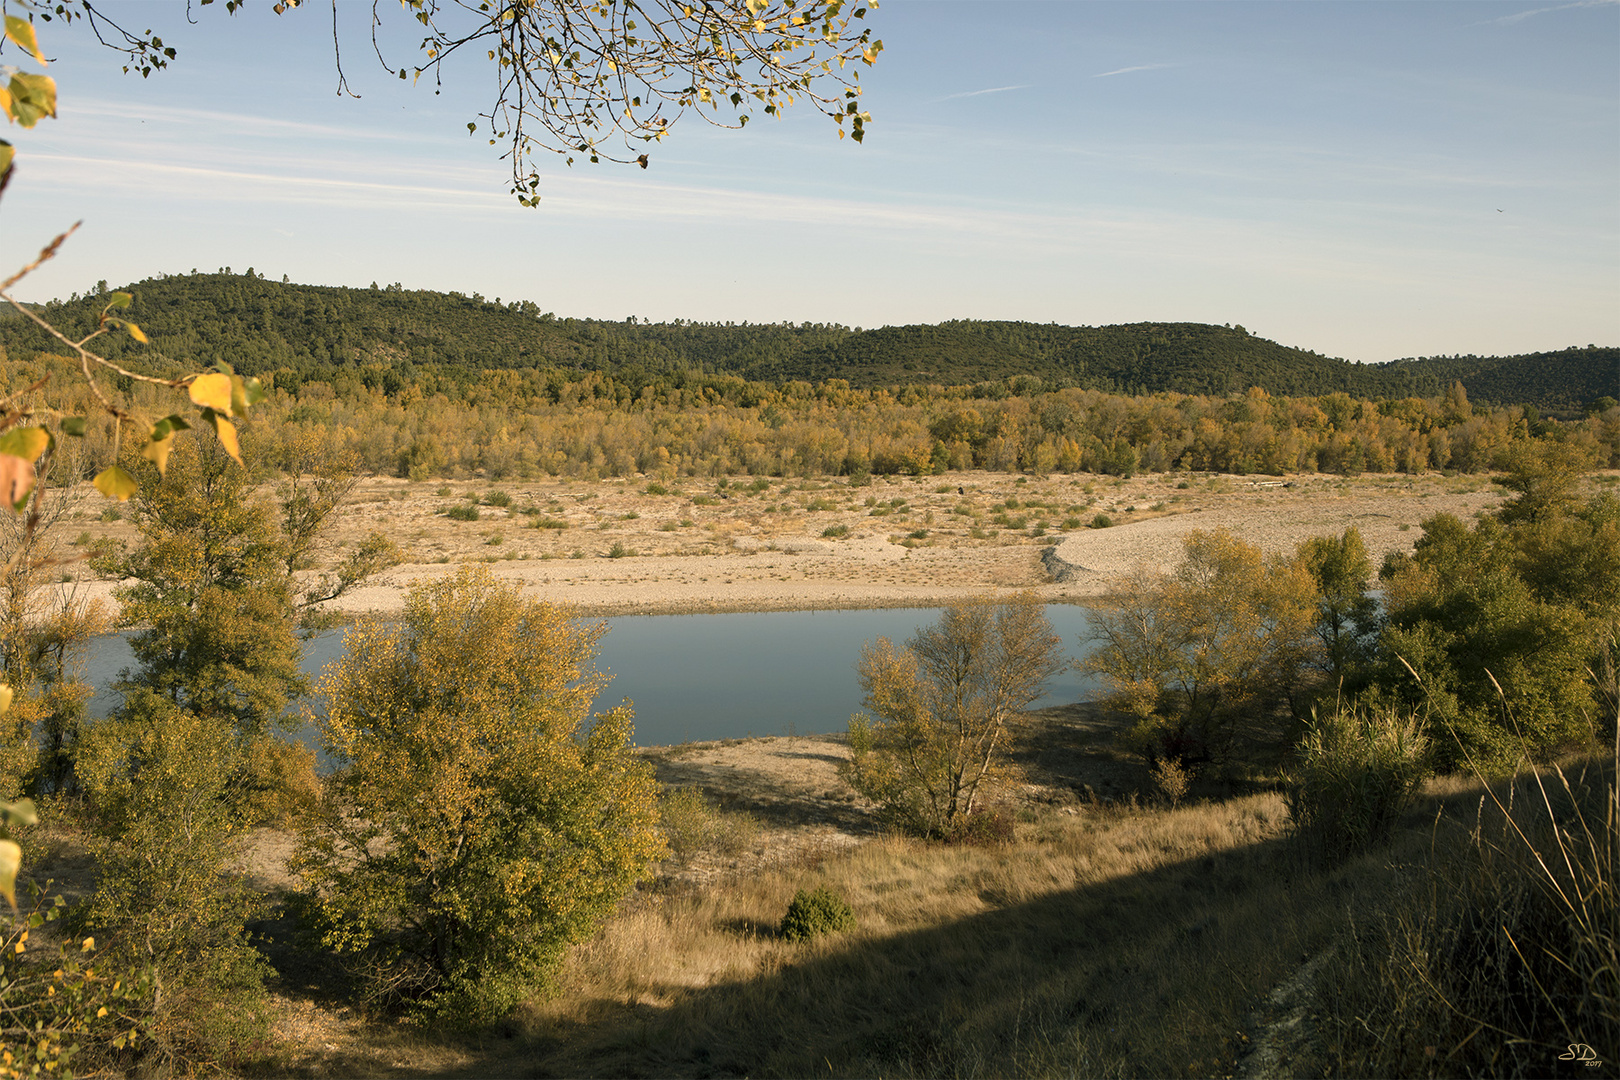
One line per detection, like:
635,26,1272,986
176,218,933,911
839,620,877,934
220,702,1617,1077
1315,748,1618,1078
460,793,1358,1078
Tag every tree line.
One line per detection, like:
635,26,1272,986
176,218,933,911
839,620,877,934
1,273,1612,412
3,349,1617,487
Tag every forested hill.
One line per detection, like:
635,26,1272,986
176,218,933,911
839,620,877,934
1,272,1611,412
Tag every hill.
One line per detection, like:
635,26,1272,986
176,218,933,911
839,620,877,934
0,273,1610,411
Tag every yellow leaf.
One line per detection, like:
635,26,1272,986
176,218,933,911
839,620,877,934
0,685,10,714
188,372,233,414
0,84,12,124
141,433,176,476
3,16,45,66
0,840,19,912
211,414,242,465
92,464,139,501
0,454,35,511
126,322,148,344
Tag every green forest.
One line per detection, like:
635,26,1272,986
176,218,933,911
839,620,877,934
2,272,1613,412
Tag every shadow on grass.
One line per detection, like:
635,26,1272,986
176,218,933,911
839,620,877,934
449,810,1356,1078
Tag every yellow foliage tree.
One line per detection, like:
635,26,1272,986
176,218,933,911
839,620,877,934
845,593,1062,838
1083,529,1319,768
295,566,664,1020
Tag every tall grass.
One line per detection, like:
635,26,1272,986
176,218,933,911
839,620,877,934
1316,745,1618,1077
1286,703,1430,865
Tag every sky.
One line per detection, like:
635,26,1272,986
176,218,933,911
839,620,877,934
1,0,1616,363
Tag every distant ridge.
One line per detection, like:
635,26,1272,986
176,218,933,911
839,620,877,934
0,273,1611,413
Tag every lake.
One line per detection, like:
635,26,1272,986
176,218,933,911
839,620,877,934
83,604,1104,748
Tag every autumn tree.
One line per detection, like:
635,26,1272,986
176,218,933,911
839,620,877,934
844,593,1062,838
1082,529,1319,768
295,566,664,1021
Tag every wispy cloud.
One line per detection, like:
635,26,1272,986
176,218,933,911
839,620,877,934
940,84,1029,100
1482,0,1617,26
1092,63,1176,79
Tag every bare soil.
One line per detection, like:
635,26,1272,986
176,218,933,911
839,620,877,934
52,469,1506,619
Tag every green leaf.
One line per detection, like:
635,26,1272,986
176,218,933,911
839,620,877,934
6,72,57,128
0,799,37,828
107,291,133,310
0,427,50,462
61,416,86,437
0,142,12,179
93,464,140,501
242,377,266,408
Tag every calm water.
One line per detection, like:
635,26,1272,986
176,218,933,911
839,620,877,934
83,605,1103,747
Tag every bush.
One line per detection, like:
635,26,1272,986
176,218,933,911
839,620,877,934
645,483,668,495
607,542,633,558
779,887,856,942
445,504,479,521
822,525,849,539
1285,705,1430,864
1088,513,1113,529
297,567,664,1021
944,807,1015,846
529,516,568,529
659,787,760,863
482,490,511,507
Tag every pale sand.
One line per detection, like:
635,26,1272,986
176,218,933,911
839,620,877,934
50,470,1508,619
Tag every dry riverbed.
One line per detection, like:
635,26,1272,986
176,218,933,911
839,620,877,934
51,468,1508,619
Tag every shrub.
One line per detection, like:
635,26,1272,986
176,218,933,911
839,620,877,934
607,542,633,558
296,568,664,1021
690,494,718,506
1151,757,1191,809
1063,516,1082,530
482,490,511,507
645,483,668,495
779,887,856,942
659,787,760,863
1089,513,1113,529
530,516,568,529
945,807,1015,846
1285,705,1430,864
445,504,479,521
98,506,122,522
822,525,849,539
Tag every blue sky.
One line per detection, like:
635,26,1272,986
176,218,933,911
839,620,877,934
3,0,1616,363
